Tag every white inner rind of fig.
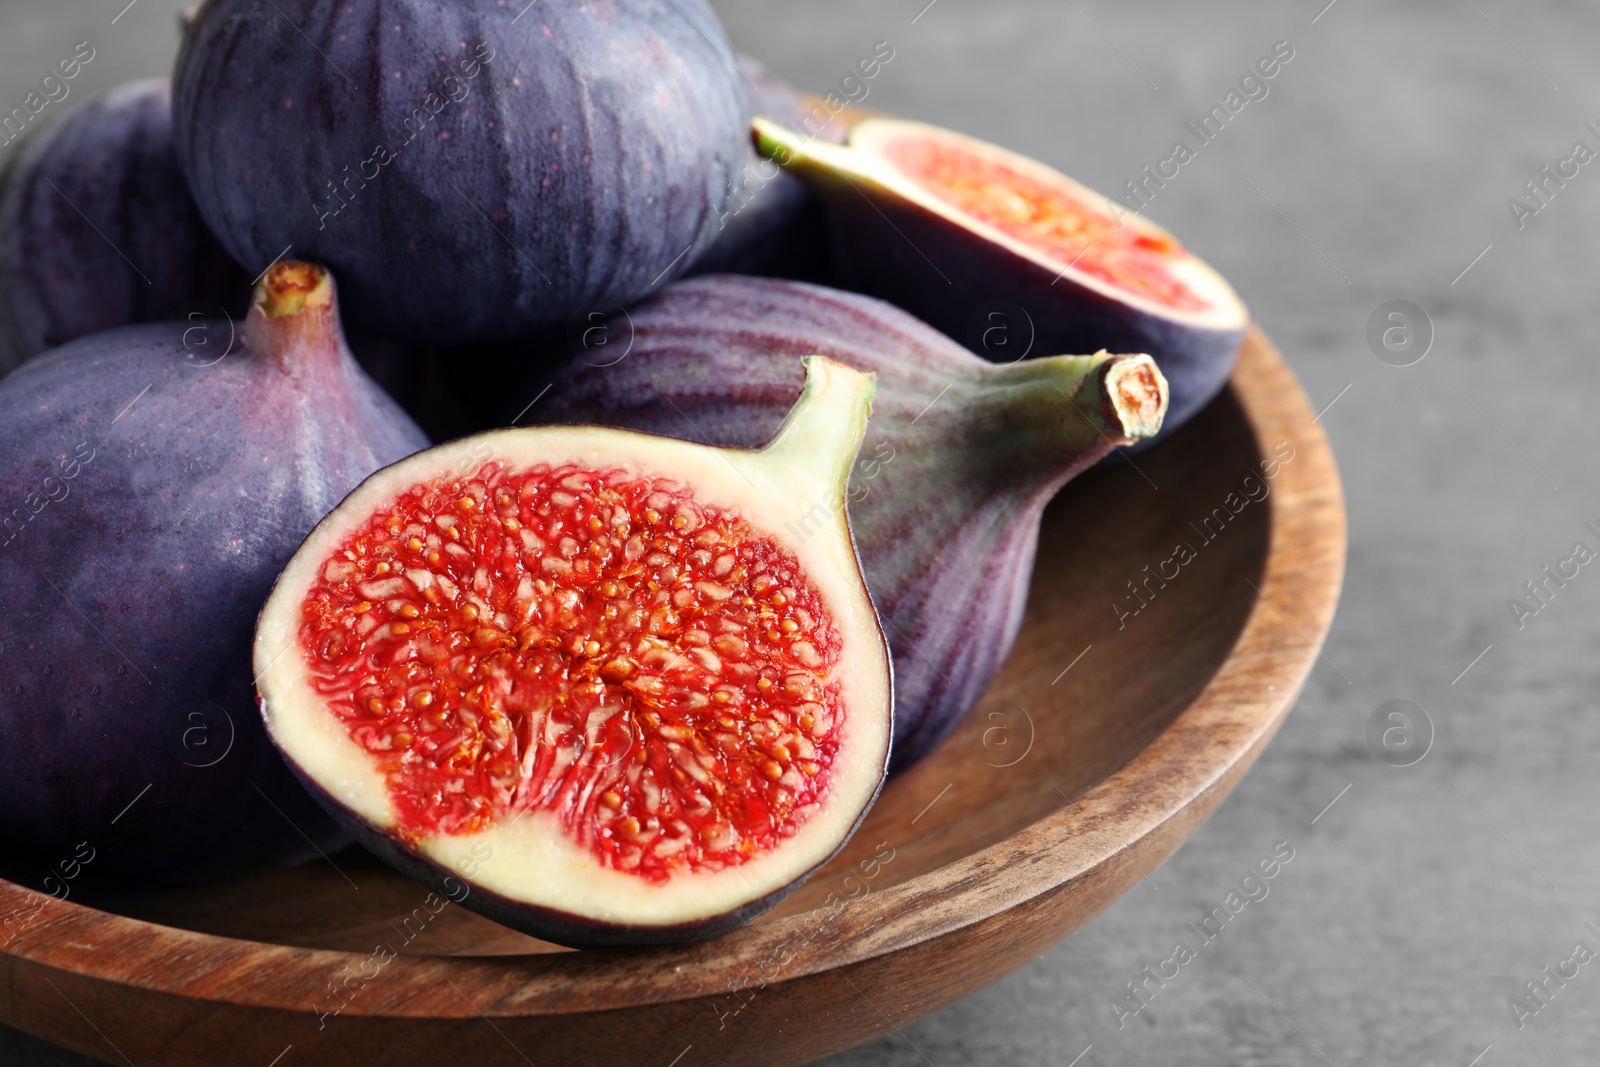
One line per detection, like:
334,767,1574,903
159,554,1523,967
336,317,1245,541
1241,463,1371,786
843,118,1249,333
255,413,891,929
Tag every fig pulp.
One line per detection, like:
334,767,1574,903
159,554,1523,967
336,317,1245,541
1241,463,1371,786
174,0,746,344
754,117,1245,437
532,276,1168,771
0,261,427,892
255,358,892,947
0,78,246,374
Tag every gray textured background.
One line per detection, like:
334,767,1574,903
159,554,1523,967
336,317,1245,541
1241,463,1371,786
5,0,1600,1064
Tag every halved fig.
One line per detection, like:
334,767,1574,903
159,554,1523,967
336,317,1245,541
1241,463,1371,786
753,116,1247,436
254,358,891,947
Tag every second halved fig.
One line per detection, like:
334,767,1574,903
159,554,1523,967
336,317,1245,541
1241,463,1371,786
531,276,1168,771
255,358,891,947
754,117,1242,438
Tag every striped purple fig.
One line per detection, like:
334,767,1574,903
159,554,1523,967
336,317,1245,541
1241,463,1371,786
531,275,1167,771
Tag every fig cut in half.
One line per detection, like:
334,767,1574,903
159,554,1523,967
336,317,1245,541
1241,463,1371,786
753,116,1248,435
254,358,891,947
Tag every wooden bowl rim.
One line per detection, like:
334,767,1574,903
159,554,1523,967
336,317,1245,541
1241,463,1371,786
0,324,1345,1019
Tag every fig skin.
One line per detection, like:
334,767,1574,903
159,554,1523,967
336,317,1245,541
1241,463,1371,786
688,56,842,284
527,275,1166,771
0,78,248,374
173,0,746,345
754,118,1245,440
0,262,427,893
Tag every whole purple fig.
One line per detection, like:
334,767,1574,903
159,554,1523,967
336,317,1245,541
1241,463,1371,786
0,78,247,374
173,0,745,344
0,261,427,893
531,276,1168,771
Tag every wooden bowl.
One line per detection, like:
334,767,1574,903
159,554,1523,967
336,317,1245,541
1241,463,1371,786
0,326,1344,1067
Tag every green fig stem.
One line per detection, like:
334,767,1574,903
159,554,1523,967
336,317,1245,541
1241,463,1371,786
1006,351,1167,439
1097,354,1169,439
746,355,876,504
752,116,866,187
243,260,348,375
981,351,1168,469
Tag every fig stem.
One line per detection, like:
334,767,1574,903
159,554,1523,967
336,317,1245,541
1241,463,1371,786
255,261,332,318
749,356,875,505
981,352,1168,466
752,117,864,185
242,260,349,375
1099,354,1169,440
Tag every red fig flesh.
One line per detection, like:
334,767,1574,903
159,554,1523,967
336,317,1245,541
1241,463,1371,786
531,275,1167,771
255,358,891,945
883,135,1208,311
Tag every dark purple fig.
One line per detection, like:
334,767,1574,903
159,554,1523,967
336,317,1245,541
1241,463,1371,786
530,276,1168,772
173,0,746,345
0,78,248,374
0,261,427,893
255,358,891,947
687,56,843,284
754,117,1245,438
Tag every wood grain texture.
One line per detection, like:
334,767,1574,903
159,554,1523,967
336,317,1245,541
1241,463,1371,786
0,326,1345,1067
